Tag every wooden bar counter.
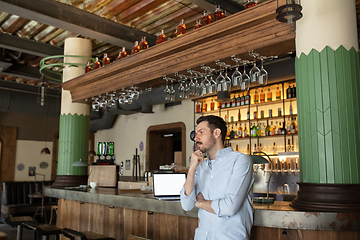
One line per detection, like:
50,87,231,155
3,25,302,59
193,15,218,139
43,187,360,240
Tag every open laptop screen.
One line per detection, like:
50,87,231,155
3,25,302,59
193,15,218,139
153,173,186,197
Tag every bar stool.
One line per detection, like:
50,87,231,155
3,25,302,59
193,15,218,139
22,221,62,240
28,192,47,223
49,206,58,224
5,216,37,240
62,228,115,240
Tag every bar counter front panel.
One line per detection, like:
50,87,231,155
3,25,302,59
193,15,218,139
44,187,359,240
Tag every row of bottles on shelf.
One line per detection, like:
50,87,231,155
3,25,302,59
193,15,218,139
253,157,300,173
226,118,298,139
196,85,296,113
230,139,298,156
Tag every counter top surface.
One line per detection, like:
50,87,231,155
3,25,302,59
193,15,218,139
44,187,359,231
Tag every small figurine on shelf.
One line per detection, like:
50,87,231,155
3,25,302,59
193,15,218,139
131,41,140,55
245,0,256,9
102,53,110,66
93,57,101,69
156,30,166,44
117,47,128,60
214,5,225,21
175,19,186,37
202,10,212,25
139,37,149,51
194,19,201,30
85,62,91,73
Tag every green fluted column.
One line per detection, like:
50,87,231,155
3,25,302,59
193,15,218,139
296,46,360,184
57,114,90,175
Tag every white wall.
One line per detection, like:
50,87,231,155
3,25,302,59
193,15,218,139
95,100,196,176
14,140,53,181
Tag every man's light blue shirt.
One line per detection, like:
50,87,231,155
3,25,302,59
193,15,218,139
180,147,254,240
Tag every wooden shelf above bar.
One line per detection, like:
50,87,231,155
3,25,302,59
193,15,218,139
62,0,295,103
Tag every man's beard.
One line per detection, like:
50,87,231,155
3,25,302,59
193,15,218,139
196,135,216,154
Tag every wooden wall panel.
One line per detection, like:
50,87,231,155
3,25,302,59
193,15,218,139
0,125,17,182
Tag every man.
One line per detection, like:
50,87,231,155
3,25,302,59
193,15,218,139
180,115,254,240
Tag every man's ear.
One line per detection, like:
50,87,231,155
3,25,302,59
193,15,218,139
213,128,221,139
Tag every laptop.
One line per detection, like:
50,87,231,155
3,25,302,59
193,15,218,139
153,173,186,201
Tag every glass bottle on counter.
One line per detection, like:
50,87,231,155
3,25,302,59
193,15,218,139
214,5,225,21
230,126,235,139
139,37,149,51
274,121,279,135
267,88,272,102
253,143,257,152
238,109,241,121
260,123,265,136
260,90,265,103
117,47,128,60
281,122,286,135
156,30,166,44
253,110,257,119
226,128,231,140
251,123,257,137
247,109,250,120
287,118,291,134
131,41,140,54
202,10,212,25
102,53,110,66
256,122,261,137
275,87,281,100
93,57,101,69
254,91,259,104
85,62,91,73
175,19,186,37
290,117,296,134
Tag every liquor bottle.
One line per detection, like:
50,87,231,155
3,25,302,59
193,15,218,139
253,110,257,119
117,47,128,60
254,91,259,104
139,37,149,51
281,122,286,135
270,121,274,136
195,102,201,113
240,94,245,106
236,95,241,107
234,123,238,138
287,139,292,152
260,122,265,136
290,117,296,134
258,143,263,152
287,85,292,99
214,5,225,21
226,128,231,140
175,19,186,37
294,117,298,133
245,93,250,105
217,101,221,110
278,108,282,117
245,0,257,9
102,53,110,66
235,144,239,152
275,87,281,100
246,144,250,155
221,102,226,109
93,57,101,69
210,99,215,111
156,30,166,44
238,123,243,138
289,101,293,115
247,110,250,120
260,90,265,103
269,109,273,118
194,19,201,29
85,62,91,73
244,124,248,137
287,118,291,134
230,116,234,122
230,125,235,139
224,115,228,122
260,110,264,119
202,101,207,112
202,10,212,25
265,120,270,136
292,85,296,98
274,121,279,135
267,88,272,102
238,109,241,121
251,123,257,137
256,122,261,137
131,41,140,54
231,95,236,108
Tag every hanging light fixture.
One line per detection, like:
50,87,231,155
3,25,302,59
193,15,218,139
39,74,51,155
276,0,302,24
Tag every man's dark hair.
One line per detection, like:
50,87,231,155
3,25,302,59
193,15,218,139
196,115,227,143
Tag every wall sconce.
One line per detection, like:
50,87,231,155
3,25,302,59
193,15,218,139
276,0,303,24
